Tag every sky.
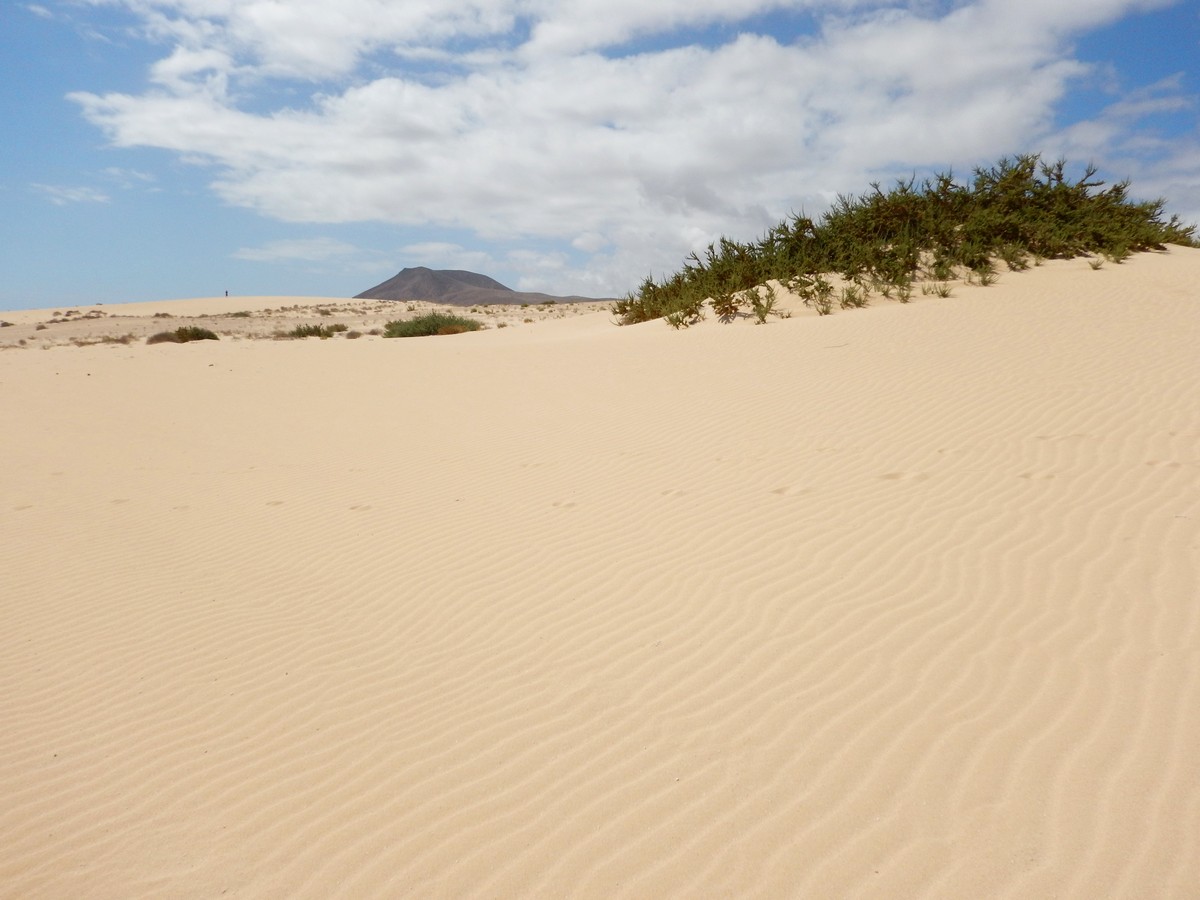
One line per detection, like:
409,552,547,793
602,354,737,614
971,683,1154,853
1,0,1197,310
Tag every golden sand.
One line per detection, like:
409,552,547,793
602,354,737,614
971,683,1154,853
2,250,1198,897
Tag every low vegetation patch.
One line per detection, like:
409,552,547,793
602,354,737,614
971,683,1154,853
613,153,1197,325
71,334,135,346
146,326,220,344
382,313,483,338
285,323,349,339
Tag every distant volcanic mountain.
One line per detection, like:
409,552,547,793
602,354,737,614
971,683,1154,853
355,267,612,307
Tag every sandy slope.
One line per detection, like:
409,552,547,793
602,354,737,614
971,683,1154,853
1,250,1198,897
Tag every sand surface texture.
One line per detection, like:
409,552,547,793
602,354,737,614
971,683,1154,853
2,250,1198,897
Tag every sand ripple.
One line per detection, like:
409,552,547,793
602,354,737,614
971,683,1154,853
2,251,1198,896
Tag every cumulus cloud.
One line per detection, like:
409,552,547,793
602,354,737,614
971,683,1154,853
69,0,1198,295
1052,75,1200,225
398,242,499,272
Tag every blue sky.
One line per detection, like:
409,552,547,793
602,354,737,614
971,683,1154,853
1,0,1197,311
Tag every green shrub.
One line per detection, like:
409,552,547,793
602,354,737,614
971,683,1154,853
711,290,743,323
789,273,835,313
286,323,349,339
71,334,135,346
382,313,483,338
749,283,781,323
840,284,869,309
612,153,1197,325
147,326,219,344
998,243,1030,271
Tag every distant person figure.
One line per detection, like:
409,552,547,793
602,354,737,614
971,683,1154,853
225,290,229,297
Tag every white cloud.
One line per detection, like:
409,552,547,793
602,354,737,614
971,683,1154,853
398,242,499,273
33,184,110,205
233,237,361,262
69,0,1199,295
1050,76,1200,230
572,232,609,253
521,0,836,57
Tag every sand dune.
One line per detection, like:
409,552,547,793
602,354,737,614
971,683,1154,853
2,249,1198,897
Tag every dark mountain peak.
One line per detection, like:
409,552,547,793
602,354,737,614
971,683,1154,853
356,268,513,303
394,268,513,293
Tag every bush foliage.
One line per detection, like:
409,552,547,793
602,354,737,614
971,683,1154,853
383,313,483,338
613,154,1197,325
286,323,349,339
147,326,220,344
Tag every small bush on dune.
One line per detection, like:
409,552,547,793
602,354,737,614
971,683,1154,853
711,291,743,323
840,284,869,309
71,334,135,346
285,323,349,339
147,326,219,344
662,295,705,329
382,313,484,338
789,273,835,314
749,283,783,323
613,153,1198,326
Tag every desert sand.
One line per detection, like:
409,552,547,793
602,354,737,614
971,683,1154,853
2,249,1198,897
